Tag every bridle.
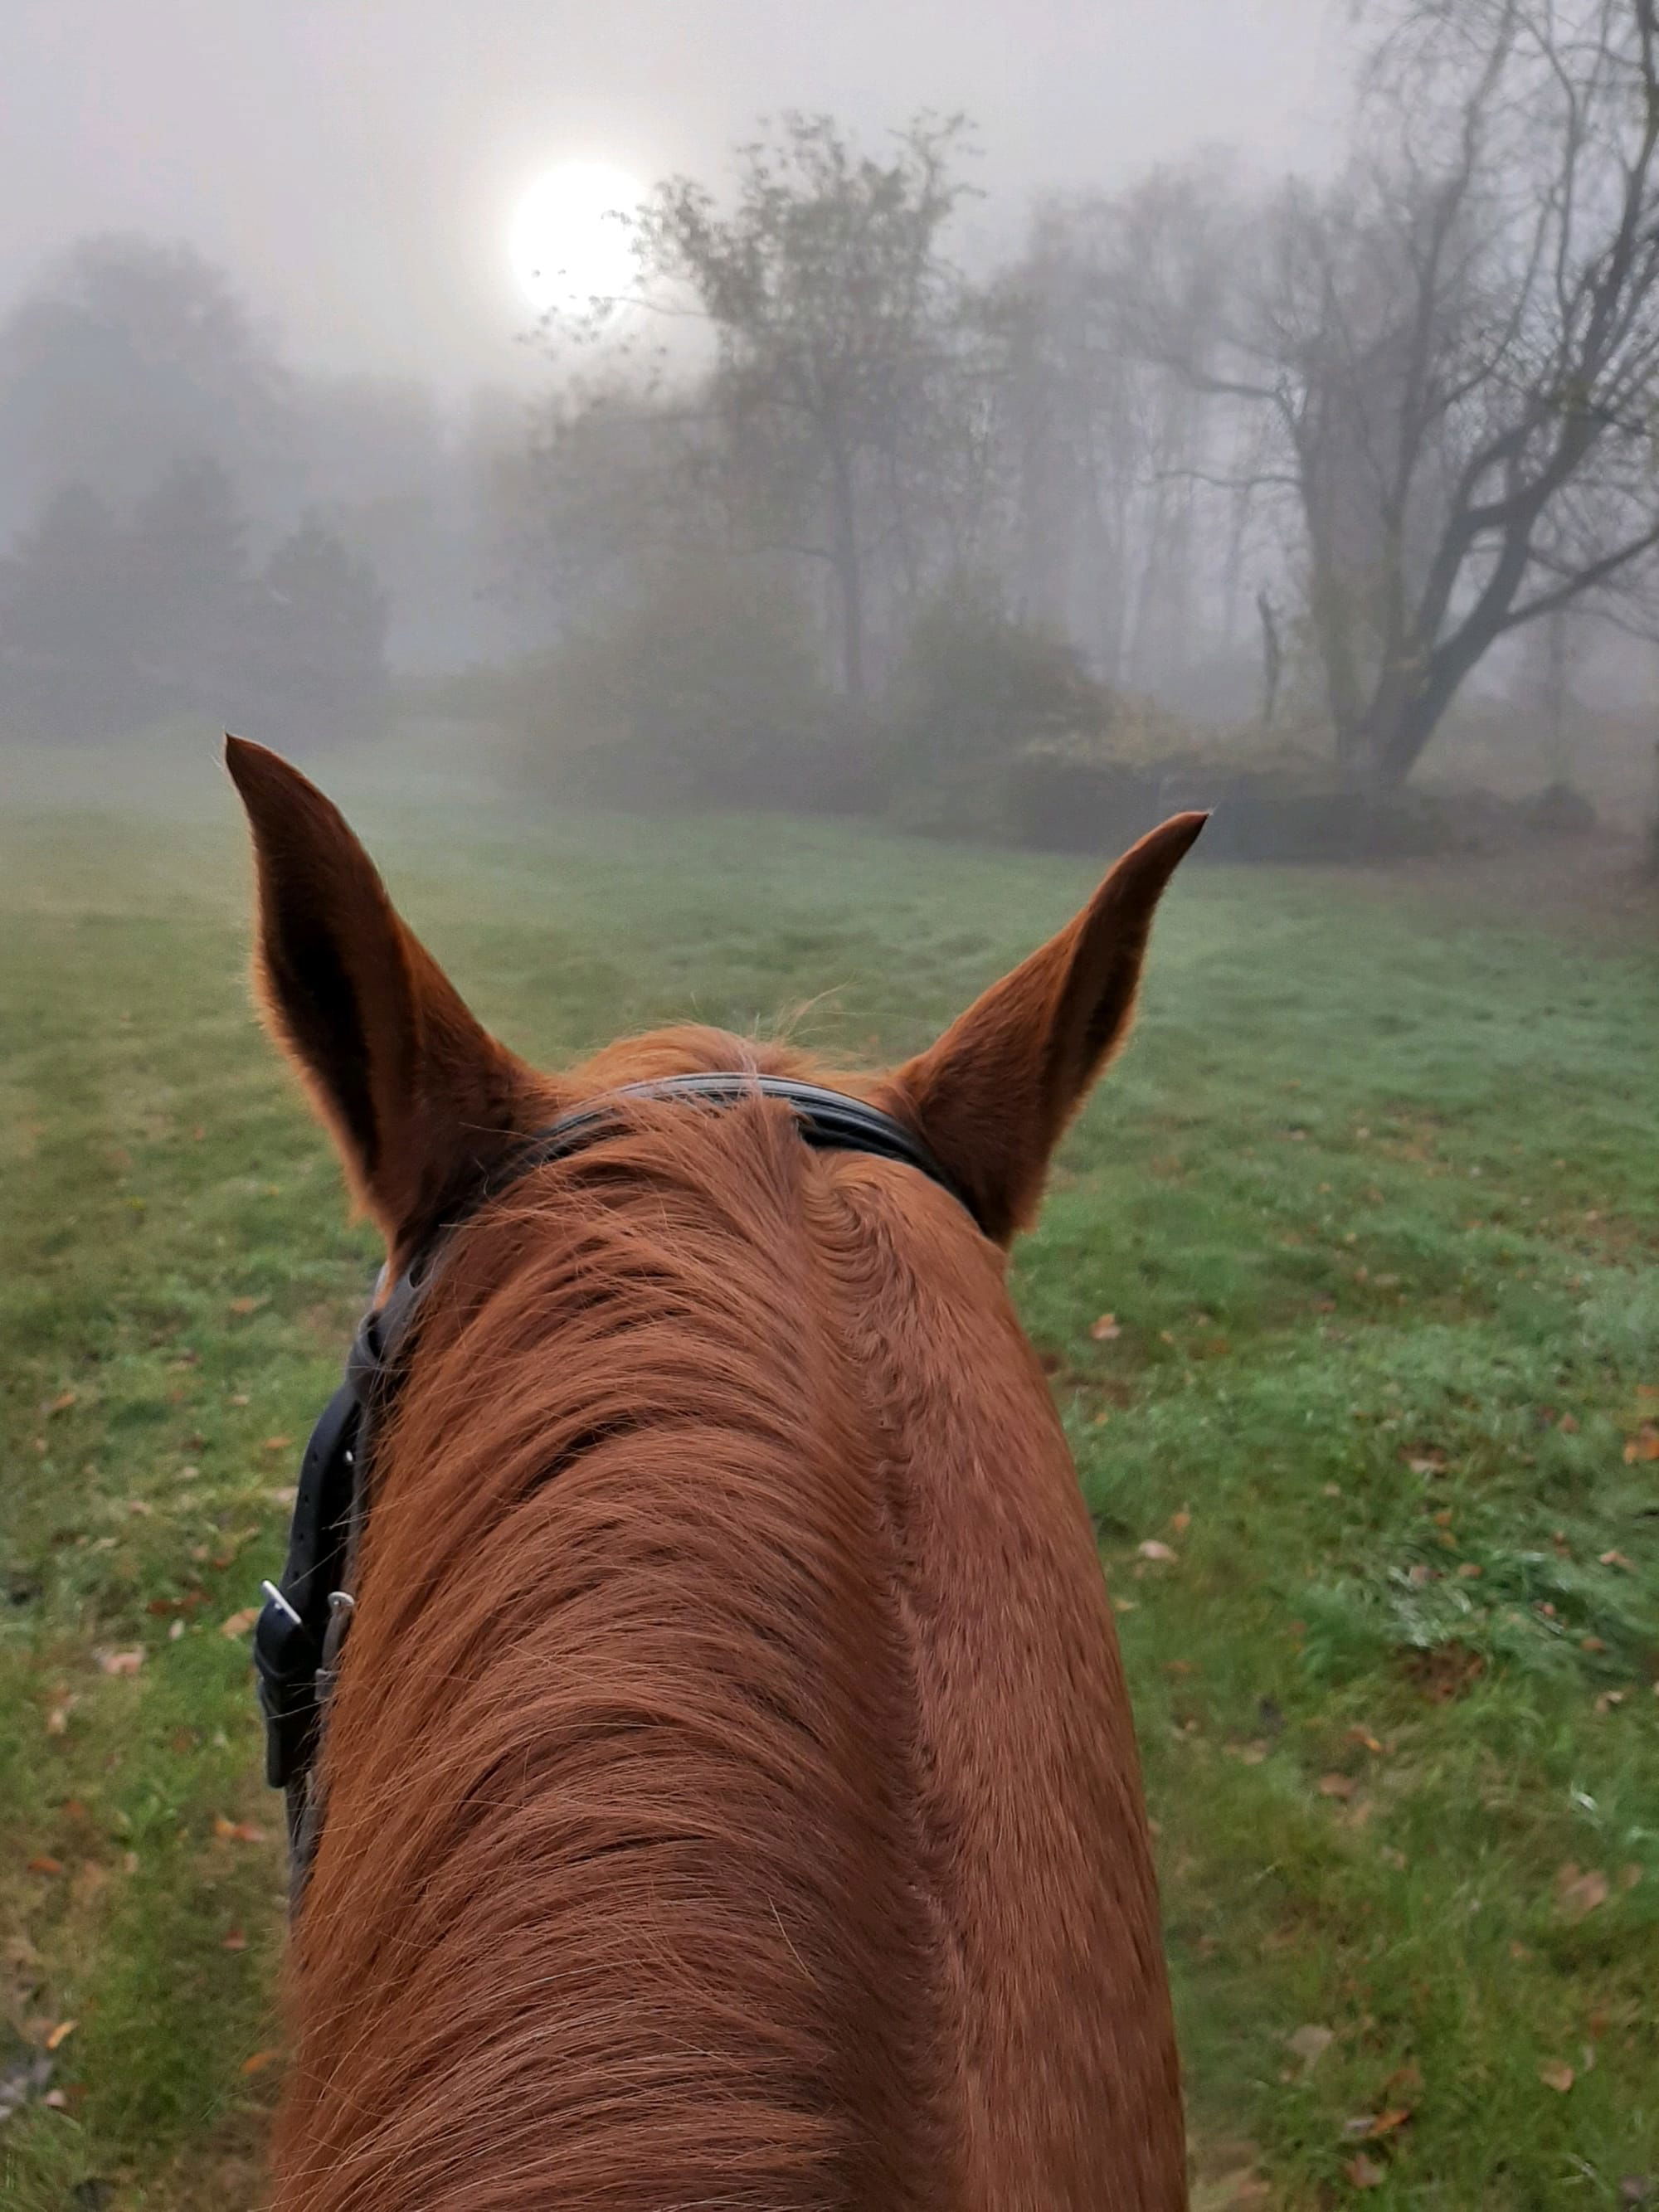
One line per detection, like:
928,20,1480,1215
252,1073,977,1898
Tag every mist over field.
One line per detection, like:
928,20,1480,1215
2,5,1657,2207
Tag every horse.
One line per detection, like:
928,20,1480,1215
226,735,1203,2211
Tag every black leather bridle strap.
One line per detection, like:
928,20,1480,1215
503,1074,970,1218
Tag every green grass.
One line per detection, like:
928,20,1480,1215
2,762,1657,2208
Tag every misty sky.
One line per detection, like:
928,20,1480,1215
7,0,1347,397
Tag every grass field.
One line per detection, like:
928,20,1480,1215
3,756,1657,2209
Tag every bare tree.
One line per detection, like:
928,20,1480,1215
1126,0,1659,786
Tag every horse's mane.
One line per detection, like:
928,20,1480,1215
277,1060,967,2210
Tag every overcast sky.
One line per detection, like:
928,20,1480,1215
6,0,1350,398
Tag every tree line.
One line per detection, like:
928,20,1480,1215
0,234,495,746
0,452,387,743
503,0,1659,800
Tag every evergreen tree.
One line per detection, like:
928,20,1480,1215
128,453,255,722
0,482,134,737
255,516,389,743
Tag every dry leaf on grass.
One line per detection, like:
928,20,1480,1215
240,2049,278,2076
221,1928,248,1952
1089,1314,1121,1341
226,1296,265,1317
45,2020,76,2051
219,1608,260,1641
1318,1773,1359,1800
1343,2107,1412,2142
1286,2023,1335,2071
1539,2059,1575,2093
1554,1863,1610,1922
1193,2171,1272,2210
27,1855,65,1877
1345,2152,1387,2188
212,1816,265,1845
96,1650,144,1677
1137,1539,1179,1564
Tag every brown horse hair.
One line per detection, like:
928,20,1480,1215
226,737,1201,2211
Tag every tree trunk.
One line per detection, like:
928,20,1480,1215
825,433,866,701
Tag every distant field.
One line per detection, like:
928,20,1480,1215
3,754,1657,2209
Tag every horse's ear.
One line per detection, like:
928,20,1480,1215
883,812,1207,1244
224,736,539,1252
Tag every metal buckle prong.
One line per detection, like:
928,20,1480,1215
260,1579,303,1627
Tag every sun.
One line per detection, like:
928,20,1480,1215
509,161,646,318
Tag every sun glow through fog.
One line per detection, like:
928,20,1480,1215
509,161,645,317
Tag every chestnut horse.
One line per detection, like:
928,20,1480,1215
226,736,1202,2212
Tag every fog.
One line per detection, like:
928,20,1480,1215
2,0,1657,860
4,0,1344,392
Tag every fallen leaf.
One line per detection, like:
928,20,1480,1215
1225,1741,1269,1764
1347,1728,1384,1754
1318,1772,1359,1800
1137,1539,1178,1563
240,2048,278,2076
1618,1863,1644,1891
27,1855,65,1876
1618,2178,1654,2207
219,1608,259,1641
41,2088,68,2110
97,1650,144,1677
1539,2059,1575,2093
45,2020,76,2051
1554,1863,1610,1922
1171,1508,1192,1535
221,1928,248,1952
1090,1313,1121,1341
46,1390,77,1416
226,1296,265,1317
1286,2022,1335,2069
261,1435,291,1452
1193,2171,1272,2210
1343,2107,1412,2142
212,1816,265,1845
1623,1426,1659,1464
1345,2151,1387,2188
1600,1550,1635,1571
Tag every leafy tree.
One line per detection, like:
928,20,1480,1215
628,113,977,698
0,235,292,527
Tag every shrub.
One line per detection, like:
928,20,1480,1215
520,563,870,811
885,581,1114,834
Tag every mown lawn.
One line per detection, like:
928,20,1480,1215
2,763,1657,2209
